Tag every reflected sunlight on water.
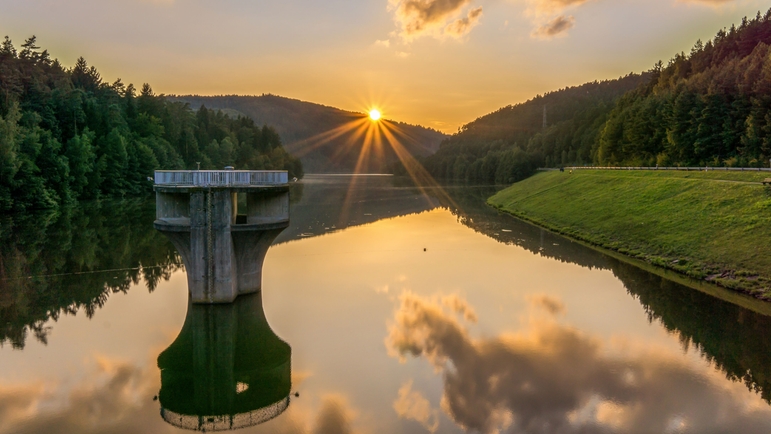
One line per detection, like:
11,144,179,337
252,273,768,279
2,176,771,433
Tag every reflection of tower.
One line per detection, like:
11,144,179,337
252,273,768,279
153,170,289,303
158,292,291,431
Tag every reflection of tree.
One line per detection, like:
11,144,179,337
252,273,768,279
0,199,181,349
440,186,771,406
613,259,771,403
440,185,611,270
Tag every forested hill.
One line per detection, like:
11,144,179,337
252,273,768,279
169,95,447,173
0,37,302,212
423,9,771,184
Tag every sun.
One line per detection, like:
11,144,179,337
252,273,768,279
369,109,381,121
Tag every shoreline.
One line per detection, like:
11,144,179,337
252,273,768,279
488,205,771,316
488,170,771,311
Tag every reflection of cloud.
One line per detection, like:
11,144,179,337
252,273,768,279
0,357,366,434
386,292,771,434
532,15,575,39
388,0,483,41
442,294,477,322
527,294,565,315
0,356,162,434
312,395,357,434
393,380,440,432
0,383,45,427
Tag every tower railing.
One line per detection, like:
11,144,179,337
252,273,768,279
154,170,288,186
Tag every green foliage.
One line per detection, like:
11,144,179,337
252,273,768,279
489,171,771,297
596,11,771,167
0,38,303,211
422,74,649,183
425,10,771,182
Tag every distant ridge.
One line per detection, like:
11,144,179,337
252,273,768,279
422,9,771,184
169,94,447,173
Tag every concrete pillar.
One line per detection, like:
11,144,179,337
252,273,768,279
154,185,289,304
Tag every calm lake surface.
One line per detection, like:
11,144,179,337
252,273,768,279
3,174,771,433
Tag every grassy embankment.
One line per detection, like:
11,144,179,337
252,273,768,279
488,170,771,299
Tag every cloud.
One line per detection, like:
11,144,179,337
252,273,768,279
374,39,391,48
442,294,478,322
385,292,771,434
527,294,565,315
532,15,575,39
0,357,368,434
0,357,163,434
393,380,440,432
312,395,357,434
444,7,484,38
524,0,588,39
388,0,483,41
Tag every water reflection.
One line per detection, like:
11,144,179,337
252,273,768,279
274,175,439,243
5,176,771,433
0,200,180,349
158,292,291,431
437,186,771,406
387,291,771,433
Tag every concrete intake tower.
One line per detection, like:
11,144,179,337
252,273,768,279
153,170,290,303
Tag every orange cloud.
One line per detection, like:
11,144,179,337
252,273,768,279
532,15,575,39
389,0,483,41
393,380,440,432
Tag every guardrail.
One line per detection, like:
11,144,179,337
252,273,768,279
154,170,288,186
539,166,771,172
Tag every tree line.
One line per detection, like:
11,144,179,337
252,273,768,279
0,36,303,211
422,10,771,183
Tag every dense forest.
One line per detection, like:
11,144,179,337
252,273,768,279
423,10,771,183
0,37,303,212
171,94,447,173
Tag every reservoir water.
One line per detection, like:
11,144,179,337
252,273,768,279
2,174,771,433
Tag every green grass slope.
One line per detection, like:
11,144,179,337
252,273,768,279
488,170,771,298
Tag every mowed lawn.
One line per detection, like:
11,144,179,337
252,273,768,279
488,170,771,297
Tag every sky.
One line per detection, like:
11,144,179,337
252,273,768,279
0,0,768,132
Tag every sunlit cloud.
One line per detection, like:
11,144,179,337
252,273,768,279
374,39,391,48
525,0,590,39
441,294,478,322
388,0,484,41
312,394,359,434
531,15,575,39
385,292,771,434
393,380,440,432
